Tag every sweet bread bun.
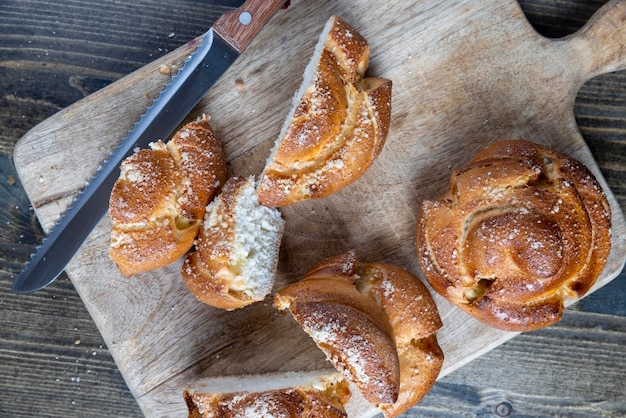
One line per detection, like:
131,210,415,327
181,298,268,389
257,15,392,207
182,176,285,310
183,371,350,418
109,116,226,277
274,251,443,416
416,139,612,331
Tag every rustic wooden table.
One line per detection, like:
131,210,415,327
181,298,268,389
1,0,625,417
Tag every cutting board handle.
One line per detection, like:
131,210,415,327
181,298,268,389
572,0,626,78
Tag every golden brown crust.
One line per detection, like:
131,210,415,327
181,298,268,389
182,176,284,310
183,374,351,418
357,262,444,417
416,139,612,331
182,177,249,310
109,116,226,277
274,253,400,406
257,16,392,207
274,251,444,414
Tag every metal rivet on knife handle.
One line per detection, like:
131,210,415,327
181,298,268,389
239,12,253,26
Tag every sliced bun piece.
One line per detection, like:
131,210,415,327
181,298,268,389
357,261,444,417
182,175,285,310
183,371,350,418
257,15,392,207
274,251,443,416
109,115,226,277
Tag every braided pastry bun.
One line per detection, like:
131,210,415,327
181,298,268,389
416,139,612,331
109,116,226,277
182,176,285,310
256,15,392,207
183,371,350,418
274,251,443,417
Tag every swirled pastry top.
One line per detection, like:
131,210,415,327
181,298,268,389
109,116,226,277
416,139,612,331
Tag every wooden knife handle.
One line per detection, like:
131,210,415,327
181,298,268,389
213,0,287,53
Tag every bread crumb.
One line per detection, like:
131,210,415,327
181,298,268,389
158,64,171,75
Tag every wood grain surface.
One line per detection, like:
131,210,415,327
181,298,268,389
2,0,626,417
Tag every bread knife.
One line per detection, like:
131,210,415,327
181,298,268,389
12,0,287,293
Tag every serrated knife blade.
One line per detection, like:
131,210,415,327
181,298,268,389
12,0,287,293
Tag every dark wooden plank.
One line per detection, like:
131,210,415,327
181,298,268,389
577,72,626,207
574,268,626,316
518,0,609,38
0,0,242,154
406,310,626,417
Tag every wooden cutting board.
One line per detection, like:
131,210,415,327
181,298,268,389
13,0,626,416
